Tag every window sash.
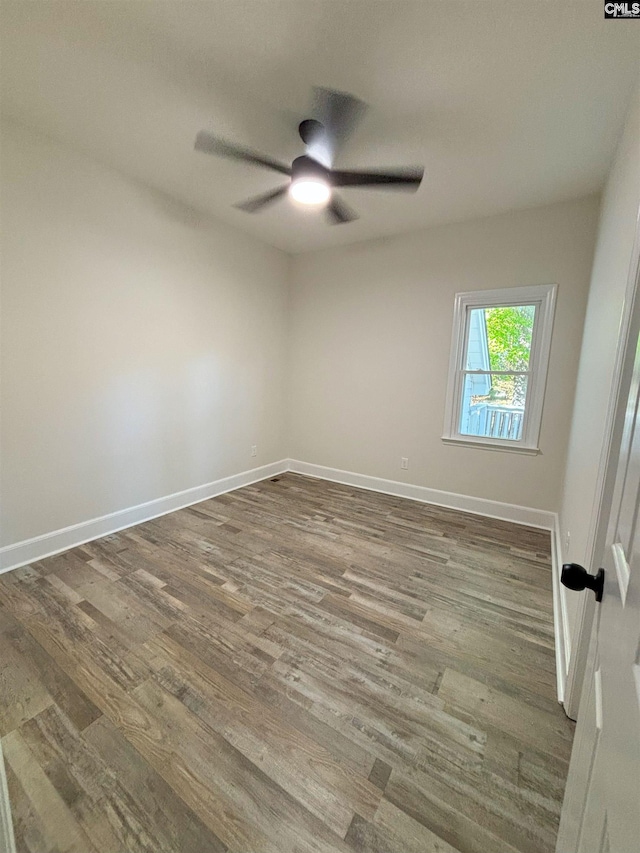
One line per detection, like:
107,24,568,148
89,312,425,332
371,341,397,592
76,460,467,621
458,371,531,441
460,370,531,377
443,284,557,453
457,301,539,443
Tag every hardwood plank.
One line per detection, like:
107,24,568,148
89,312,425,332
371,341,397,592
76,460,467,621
437,668,573,761
0,608,101,733
4,759,46,853
141,630,382,835
345,799,462,853
85,715,227,852
384,768,524,853
367,759,392,791
0,630,53,736
0,579,149,694
130,677,353,853
18,704,227,853
76,578,172,647
2,730,97,853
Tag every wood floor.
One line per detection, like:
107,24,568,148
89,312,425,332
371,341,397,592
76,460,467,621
0,473,574,853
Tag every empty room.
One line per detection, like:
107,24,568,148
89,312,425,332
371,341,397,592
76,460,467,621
1,2,639,852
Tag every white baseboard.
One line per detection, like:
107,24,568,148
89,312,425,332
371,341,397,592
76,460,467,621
551,515,570,705
0,460,288,574
0,740,16,853
287,459,556,530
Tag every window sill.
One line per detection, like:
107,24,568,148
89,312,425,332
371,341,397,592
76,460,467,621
441,436,541,456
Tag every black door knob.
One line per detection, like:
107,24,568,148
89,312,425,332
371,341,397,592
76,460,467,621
561,563,605,602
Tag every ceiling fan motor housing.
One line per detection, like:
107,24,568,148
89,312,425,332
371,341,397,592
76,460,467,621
291,155,330,184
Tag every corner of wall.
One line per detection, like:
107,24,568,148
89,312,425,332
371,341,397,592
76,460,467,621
283,251,296,456
0,459,290,574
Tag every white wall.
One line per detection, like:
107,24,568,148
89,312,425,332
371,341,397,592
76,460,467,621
0,117,614,566
288,197,600,511
0,121,289,547
559,84,640,655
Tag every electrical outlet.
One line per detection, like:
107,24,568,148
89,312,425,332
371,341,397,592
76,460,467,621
565,530,570,552
251,445,257,457
401,457,409,470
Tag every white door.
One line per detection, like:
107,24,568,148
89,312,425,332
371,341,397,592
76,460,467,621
556,283,640,851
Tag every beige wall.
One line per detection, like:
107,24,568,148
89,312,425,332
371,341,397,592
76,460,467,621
559,83,640,648
0,117,615,558
288,197,600,511
1,121,289,546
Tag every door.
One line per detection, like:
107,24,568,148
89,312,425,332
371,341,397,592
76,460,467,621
556,282,640,851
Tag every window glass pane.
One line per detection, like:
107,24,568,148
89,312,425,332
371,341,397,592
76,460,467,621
466,305,535,372
459,374,528,441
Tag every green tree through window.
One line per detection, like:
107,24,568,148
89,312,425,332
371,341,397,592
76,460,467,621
484,305,535,407
485,305,535,371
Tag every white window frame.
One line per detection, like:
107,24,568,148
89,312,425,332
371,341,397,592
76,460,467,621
442,284,557,455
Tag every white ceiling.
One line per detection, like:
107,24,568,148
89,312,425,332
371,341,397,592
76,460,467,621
1,1,638,254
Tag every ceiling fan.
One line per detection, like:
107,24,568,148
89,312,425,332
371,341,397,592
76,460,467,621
194,87,424,224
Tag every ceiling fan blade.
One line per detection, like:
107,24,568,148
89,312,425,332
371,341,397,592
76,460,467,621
326,193,358,225
331,166,424,191
195,131,291,175
309,87,367,167
234,185,289,213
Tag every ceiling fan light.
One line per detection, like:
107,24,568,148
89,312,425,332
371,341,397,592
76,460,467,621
289,178,331,206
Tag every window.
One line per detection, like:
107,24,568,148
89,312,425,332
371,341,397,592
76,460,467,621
443,284,556,454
